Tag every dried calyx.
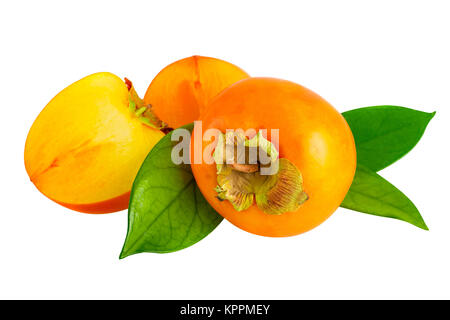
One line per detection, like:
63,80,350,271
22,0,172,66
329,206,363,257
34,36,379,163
125,78,169,132
213,131,308,215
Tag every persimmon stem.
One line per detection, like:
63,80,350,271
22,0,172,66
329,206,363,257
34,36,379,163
125,78,168,132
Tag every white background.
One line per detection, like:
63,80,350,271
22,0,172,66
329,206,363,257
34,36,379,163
1,0,449,299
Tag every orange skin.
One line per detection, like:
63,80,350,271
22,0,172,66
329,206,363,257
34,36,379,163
191,77,356,237
53,191,130,214
144,55,249,129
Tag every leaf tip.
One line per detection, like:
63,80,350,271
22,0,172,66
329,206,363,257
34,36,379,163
119,246,131,260
411,215,429,231
118,253,127,260
429,111,437,120
417,221,429,231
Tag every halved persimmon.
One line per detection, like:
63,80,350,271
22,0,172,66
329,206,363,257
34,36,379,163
24,72,165,213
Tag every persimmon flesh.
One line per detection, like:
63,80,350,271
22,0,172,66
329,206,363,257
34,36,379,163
191,77,356,237
24,72,165,213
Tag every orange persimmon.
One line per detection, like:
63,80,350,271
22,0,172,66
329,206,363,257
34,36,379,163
24,72,165,213
191,77,356,237
144,55,249,129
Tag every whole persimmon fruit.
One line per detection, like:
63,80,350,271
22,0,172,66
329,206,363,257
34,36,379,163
24,72,165,213
191,77,356,237
144,55,249,129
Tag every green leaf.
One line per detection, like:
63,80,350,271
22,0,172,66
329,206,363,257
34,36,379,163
120,123,223,258
342,106,435,172
341,164,428,230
